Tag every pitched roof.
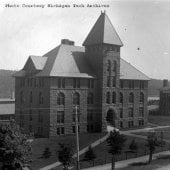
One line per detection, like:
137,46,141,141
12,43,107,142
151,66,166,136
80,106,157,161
83,12,123,46
30,55,47,70
14,44,149,80
120,58,150,80
36,44,95,78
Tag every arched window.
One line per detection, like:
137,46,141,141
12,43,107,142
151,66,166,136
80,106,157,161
106,92,110,104
30,91,33,103
87,93,94,104
112,92,116,104
113,61,117,73
119,92,123,103
39,92,43,104
139,92,144,103
57,92,65,105
73,92,80,105
107,60,111,73
129,92,134,103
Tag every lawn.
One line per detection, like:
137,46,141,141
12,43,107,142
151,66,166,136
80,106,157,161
133,127,170,141
29,132,107,170
149,115,170,126
71,135,170,170
118,155,170,170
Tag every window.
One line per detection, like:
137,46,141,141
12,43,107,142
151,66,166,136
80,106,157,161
107,76,111,87
39,92,43,104
119,121,123,128
87,93,94,104
57,93,65,105
112,92,116,104
30,91,33,103
113,61,117,73
88,79,94,88
119,92,123,103
129,80,134,89
57,111,64,124
112,76,116,87
128,121,134,128
73,92,80,105
72,109,80,123
73,79,80,88
38,111,43,122
107,60,111,73
139,107,144,117
20,91,24,103
119,108,123,118
29,109,32,121
58,78,65,88
87,110,93,121
139,92,144,103
106,92,110,104
57,127,64,135
72,126,80,133
38,126,43,135
129,93,134,103
140,81,144,89
39,78,44,87
139,119,144,126
128,108,134,117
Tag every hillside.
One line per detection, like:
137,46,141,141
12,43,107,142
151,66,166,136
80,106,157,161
0,69,16,98
0,70,167,98
148,79,170,97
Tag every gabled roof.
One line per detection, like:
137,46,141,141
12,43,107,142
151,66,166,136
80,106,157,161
29,55,47,70
14,44,149,80
83,12,123,46
120,58,150,80
36,44,95,78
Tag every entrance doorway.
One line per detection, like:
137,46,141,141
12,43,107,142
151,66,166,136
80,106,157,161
106,109,116,127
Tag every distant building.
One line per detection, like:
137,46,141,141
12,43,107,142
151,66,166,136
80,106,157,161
0,98,15,123
159,79,170,115
14,12,149,137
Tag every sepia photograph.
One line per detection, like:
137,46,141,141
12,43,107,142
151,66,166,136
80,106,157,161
0,0,170,169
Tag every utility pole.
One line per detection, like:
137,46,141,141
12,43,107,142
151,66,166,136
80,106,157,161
75,105,80,170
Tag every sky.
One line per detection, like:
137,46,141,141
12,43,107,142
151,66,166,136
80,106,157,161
0,0,170,80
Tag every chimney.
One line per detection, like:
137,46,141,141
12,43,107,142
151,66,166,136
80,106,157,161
163,79,168,87
61,39,75,46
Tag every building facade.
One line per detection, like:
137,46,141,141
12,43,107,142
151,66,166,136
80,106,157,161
14,12,149,137
159,80,170,115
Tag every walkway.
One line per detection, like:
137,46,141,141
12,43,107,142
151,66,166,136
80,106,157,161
82,150,170,170
38,133,110,170
39,125,170,170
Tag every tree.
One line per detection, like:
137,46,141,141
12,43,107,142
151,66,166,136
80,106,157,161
42,147,51,159
84,145,96,165
107,130,126,170
58,143,73,170
0,120,31,170
129,139,138,155
146,131,160,163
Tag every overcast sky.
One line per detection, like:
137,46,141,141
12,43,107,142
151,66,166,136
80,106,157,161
0,0,170,80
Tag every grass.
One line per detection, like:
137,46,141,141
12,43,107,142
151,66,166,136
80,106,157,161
118,156,170,170
74,134,170,170
29,132,107,170
133,127,170,141
149,115,170,126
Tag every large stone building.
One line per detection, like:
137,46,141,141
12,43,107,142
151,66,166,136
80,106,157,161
14,12,149,137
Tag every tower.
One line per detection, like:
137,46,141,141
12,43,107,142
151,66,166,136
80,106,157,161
83,11,123,131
